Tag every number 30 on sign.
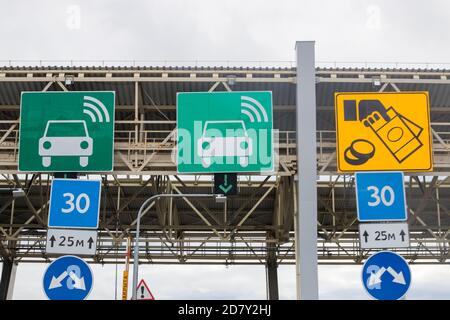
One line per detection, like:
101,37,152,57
355,172,407,222
61,192,91,214
366,185,395,207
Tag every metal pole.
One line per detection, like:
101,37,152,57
295,41,319,300
266,241,279,300
0,260,16,300
131,193,215,300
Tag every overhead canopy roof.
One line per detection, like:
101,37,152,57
1,65,450,264
1,66,450,133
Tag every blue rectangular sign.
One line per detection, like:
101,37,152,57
355,171,407,222
48,179,101,229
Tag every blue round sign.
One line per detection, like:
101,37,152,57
43,255,93,300
362,251,411,300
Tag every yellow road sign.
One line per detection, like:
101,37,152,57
335,92,432,172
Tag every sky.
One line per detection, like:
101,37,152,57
1,0,450,65
9,263,450,300
1,0,450,300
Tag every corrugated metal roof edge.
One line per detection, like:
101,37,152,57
0,65,294,71
1,66,450,73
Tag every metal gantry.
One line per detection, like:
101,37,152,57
0,64,450,297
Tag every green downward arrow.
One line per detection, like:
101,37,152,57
219,174,232,193
219,184,232,193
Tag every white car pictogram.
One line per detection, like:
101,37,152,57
39,120,93,167
197,120,253,168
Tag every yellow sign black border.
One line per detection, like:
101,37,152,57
334,91,433,173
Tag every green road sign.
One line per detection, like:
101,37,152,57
177,91,273,173
19,91,115,172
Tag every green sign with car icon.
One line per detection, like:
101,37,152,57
19,91,115,172
177,91,274,173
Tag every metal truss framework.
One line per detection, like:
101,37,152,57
0,66,450,267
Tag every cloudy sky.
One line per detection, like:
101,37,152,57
1,0,450,65
2,0,450,300
9,263,450,300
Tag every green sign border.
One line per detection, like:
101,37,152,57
176,91,275,174
18,91,116,173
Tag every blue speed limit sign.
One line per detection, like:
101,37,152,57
48,179,101,229
355,171,407,222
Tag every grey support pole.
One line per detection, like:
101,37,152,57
295,41,319,300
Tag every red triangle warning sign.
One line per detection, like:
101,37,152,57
136,279,155,300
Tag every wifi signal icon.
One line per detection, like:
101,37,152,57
83,96,111,123
240,96,269,123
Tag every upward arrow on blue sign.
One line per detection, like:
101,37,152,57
355,171,407,222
